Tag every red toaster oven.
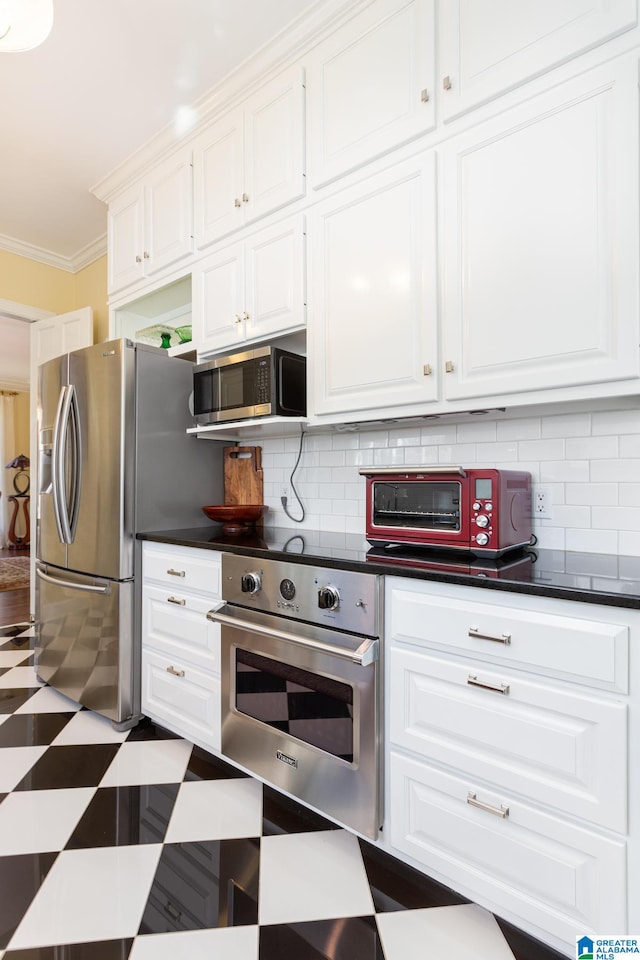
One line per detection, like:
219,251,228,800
359,466,533,556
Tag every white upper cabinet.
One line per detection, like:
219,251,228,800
307,0,435,188
440,57,640,403
193,215,306,355
308,153,437,417
193,65,306,250
108,150,193,295
439,0,637,121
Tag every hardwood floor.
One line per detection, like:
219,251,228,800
0,546,31,626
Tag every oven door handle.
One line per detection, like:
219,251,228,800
207,608,379,667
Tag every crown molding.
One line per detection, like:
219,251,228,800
91,0,370,203
0,232,106,274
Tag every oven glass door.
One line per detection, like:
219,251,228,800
372,479,462,532
235,648,354,763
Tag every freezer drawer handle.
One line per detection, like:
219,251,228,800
36,568,109,595
166,666,185,678
466,792,509,819
167,596,186,606
467,674,510,695
166,568,186,578
468,626,511,645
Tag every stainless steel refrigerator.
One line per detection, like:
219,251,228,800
35,338,223,729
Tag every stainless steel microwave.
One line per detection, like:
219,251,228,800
192,346,306,425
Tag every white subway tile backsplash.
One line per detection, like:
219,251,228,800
565,437,619,460
566,483,618,505
565,529,618,554
540,461,589,482
518,439,565,460
259,404,638,552
591,460,640,482
620,484,640,506
620,435,640,457
496,418,541,441
541,412,591,438
592,407,640,435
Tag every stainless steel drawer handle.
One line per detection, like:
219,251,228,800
468,626,511,645
166,666,185,678
167,596,186,606
467,674,510,695
167,568,186,578
467,792,509,818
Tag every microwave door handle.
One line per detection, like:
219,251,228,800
51,385,70,543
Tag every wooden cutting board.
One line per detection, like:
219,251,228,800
224,446,264,505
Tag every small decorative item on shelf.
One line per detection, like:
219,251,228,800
135,323,179,349
174,324,192,344
5,454,30,549
160,332,172,349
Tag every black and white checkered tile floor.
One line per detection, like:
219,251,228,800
0,623,566,960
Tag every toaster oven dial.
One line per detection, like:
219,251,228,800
475,532,490,546
318,586,340,611
473,501,481,511
476,514,489,528
485,502,493,512
241,572,262,594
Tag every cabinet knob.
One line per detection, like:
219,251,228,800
143,251,150,259
420,88,430,103
443,75,453,91
135,255,142,263
242,311,250,321
423,364,432,376
234,197,242,208
234,314,243,325
242,193,249,203
445,360,454,373
166,665,185,677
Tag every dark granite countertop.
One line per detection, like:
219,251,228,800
138,525,640,610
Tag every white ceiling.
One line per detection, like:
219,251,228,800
0,0,319,269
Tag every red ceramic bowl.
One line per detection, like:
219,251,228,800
201,504,268,535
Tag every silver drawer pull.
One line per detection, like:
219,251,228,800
167,568,186,578
167,596,186,606
468,626,511,645
467,792,509,818
166,665,185,678
467,674,510,695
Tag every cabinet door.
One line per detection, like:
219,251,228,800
441,58,640,402
308,153,438,417
144,151,194,276
440,0,636,121
244,65,306,224
244,216,306,342
192,242,245,353
107,184,145,293
193,110,244,249
307,0,435,187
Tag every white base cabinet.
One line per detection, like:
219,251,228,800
385,576,638,955
141,543,222,753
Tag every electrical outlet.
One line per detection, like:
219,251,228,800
533,484,552,520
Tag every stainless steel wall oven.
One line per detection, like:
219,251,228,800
208,553,382,839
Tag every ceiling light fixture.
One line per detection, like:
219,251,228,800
0,0,53,52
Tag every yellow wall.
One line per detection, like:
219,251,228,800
0,249,108,340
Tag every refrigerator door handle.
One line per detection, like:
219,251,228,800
36,567,110,595
51,385,69,543
52,385,80,544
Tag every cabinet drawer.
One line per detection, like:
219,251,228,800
389,751,626,947
143,544,221,597
141,649,220,753
390,647,627,831
142,586,220,674
388,580,629,692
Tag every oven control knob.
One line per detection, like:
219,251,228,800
318,585,340,611
241,572,262,594
476,532,490,546
476,514,489,528
473,501,481,511
485,502,493,512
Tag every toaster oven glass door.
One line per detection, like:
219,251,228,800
371,480,462,532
